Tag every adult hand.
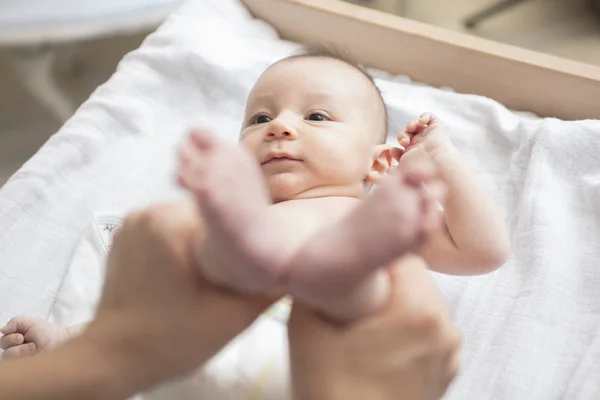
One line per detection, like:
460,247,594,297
84,199,274,391
288,255,461,400
0,199,275,400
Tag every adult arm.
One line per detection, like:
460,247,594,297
0,200,273,400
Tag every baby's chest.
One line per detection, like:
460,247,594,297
268,198,357,240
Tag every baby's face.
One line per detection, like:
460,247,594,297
240,57,386,202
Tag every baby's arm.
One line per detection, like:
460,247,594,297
0,317,88,359
421,146,509,274
401,114,510,275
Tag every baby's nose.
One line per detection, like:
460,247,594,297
267,130,294,139
266,123,298,140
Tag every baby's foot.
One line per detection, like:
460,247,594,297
178,130,288,292
289,161,446,304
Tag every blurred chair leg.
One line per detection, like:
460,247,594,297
10,46,75,123
463,0,529,29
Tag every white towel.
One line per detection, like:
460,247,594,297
1,0,600,398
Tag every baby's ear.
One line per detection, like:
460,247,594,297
366,144,400,183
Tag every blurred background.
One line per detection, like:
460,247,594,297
0,0,599,185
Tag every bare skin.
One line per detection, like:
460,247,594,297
175,56,508,321
289,255,461,400
175,56,449,321
1,110,507,358
2,57,508,364
0,201,274,400
0,201,461,400
399,113,510,274
178,129,444,319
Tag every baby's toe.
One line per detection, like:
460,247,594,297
405,121,418,133
177,139,212,189
420,112,440,126
398,136,410,148
176,167,192,190
177,149,197,187
189,129,217,151
178,142,194,167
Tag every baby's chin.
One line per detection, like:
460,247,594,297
266,173,310,202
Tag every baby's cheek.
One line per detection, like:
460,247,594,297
319,157,366,184
309,140,367,183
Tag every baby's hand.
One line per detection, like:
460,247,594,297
397,112,454,164
0,316,68,359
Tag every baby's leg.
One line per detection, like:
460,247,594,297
178,130,293,293
288,163,445,320
178,129,443,315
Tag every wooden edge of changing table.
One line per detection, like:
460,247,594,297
242,0,600,120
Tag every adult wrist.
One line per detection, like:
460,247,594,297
0,330,153,400
81,315,162,398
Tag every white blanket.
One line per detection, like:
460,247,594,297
1,0,600,398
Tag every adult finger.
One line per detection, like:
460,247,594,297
431,326,462,399
443,337,462,388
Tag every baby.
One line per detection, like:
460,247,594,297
1,46,510,357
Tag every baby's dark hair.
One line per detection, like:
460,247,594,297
284,44,389,144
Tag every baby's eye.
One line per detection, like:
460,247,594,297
252,114,272,125
307,112,329,122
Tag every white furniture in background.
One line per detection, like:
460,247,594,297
0,0,182,123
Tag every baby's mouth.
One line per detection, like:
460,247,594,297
261,153,303,165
